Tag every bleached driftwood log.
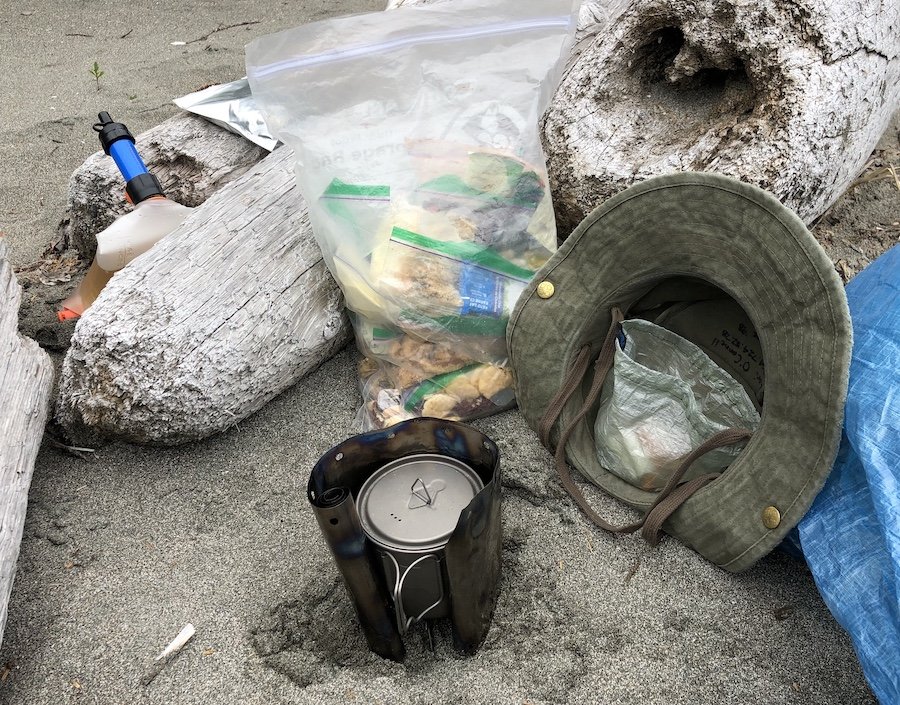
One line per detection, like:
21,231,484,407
63,113,267,259
57,147,351,445
543,0,900,232
0,240,54,646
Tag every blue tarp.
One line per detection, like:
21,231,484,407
798,245,900,704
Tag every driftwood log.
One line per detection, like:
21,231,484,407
63,113,267,259
57,146,350,445
543,0,900,232
0,240,54,645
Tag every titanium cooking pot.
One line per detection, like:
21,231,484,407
357,454,484,625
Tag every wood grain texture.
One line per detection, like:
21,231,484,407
0,239,54,646
57,147,351,445
63,113,267,259
542,0,900,232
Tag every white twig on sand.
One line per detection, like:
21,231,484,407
141,624,196,686
155,624,195,661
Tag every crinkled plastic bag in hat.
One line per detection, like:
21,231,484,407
594,319,760,492
247,0,578,429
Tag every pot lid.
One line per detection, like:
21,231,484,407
357,454,484,552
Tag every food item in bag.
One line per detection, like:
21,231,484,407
355,318,515,430
355,319,474,383
406,141,557,266
359,357,515,431
594,319,760,491
376,221,533,346
247,0,577,427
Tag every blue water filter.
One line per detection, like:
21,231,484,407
94,111,165,204
108,134,148,182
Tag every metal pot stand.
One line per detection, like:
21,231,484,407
308,417,502,662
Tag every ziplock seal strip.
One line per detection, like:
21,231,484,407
249,16,573,78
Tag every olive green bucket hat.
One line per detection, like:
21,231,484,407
508,172,852,572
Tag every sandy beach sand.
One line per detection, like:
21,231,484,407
1,1,898,703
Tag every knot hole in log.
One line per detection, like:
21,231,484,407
629,26,759,135
164,153,209,207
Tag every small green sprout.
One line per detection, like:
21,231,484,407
89,61,104,92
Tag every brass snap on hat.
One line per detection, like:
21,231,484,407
508,172,852,572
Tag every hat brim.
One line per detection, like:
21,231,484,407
508,172,851,571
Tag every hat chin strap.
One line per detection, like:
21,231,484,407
538,307,753,545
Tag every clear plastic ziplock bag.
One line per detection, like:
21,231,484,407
595,319,761,491
247,0,577,428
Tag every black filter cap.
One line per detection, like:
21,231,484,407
125,173,165,205
93,111,134,155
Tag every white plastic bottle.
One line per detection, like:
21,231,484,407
94,197,193,272
59,197,192,319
